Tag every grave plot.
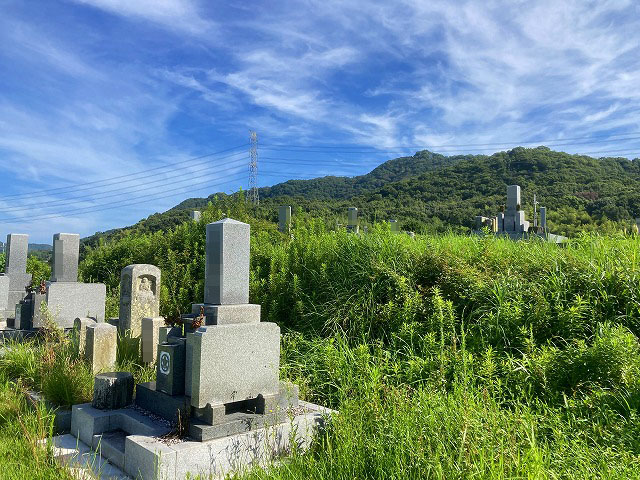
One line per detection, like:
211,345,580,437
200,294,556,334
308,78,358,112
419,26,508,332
52,218,331,480
0,232,107,341
472,184,567,243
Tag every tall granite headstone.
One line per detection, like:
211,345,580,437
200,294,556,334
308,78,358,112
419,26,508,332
347,207,359,233
278,206,291,233
45,233,105,328
119,264,161,337
0,234,32,321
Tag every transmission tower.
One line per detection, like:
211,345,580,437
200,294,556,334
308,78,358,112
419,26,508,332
248,131,259,205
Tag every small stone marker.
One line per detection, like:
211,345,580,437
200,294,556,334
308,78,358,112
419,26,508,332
157,340,186,396
390,219,400,233
190,210,201,221
51,233,80,282
204,219,249,305
278,205,291,233
85,323,117,374
119,264,161,337
74,317,97,356
141,317,165,363
92,372,134,410
347,207,359,233
540,207,547,231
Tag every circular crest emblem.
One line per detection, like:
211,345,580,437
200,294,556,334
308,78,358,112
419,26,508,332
159,351,171,375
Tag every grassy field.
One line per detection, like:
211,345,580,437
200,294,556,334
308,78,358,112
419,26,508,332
2,222,640,478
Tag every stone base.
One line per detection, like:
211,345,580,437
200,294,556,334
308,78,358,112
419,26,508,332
135,381,191,424
46,282,106,328
191,303,261,325
62,400,331,480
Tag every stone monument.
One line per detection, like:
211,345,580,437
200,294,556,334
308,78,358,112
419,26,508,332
0,234,32,321
57,218,330,480
45,233,106,328
390,219,400,233
347,207,359,233
190,210,201,221
119,264,161,337
278,205,291,233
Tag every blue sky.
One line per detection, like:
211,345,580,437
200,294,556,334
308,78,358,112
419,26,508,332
1,0,639,243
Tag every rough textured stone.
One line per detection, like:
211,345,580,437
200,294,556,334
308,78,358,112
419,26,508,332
190,322,280,408
278,205,291,233
51,233,80,282
141,317,165,363
190,303,260,325
5,234,28,274
85,323,117,374
74,317,97,356
118,264,161,337
92,372,134,410
204,219,250,305
46,282,106,328
156,341,186,396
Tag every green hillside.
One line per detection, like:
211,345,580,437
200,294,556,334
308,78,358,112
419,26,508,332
82,146,640,248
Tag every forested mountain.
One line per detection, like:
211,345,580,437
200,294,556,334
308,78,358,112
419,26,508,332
82,146,640,248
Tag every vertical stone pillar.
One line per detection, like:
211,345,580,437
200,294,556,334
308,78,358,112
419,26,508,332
74,317,97,356
5,234,28,274
204,219,250,305
347,207,359,233
540,207,547,231
390,220,400,233
85,323,117,374
51,233,80,282
190,210,201,221
278,206,291,233
119,264,161,337
141,316,165,363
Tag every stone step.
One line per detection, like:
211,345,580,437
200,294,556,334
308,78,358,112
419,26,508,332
47,433,130,479
93,430,127,470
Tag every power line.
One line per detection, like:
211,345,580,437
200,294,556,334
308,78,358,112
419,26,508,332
0,144,248,201
249,131,259,205
260,131,640,150
0,157,248,214
0,172,248,224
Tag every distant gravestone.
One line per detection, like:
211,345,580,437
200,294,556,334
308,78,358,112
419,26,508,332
390,220,400,233
74,317,97,356
190,210,201,221
119,264,161,337
347,207,359,233
0,234,32,320
278,206,291,233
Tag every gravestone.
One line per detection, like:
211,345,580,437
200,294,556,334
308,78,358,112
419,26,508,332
85,323,117,374
278,205,291,233
390,219,400,233
119,264,161,337
540,207,547,231
45,233,106,328
51,233,80,282
141,317,165,363
74,317,97,356
0,234,32,321
347,207,359,233
190,210,201,221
